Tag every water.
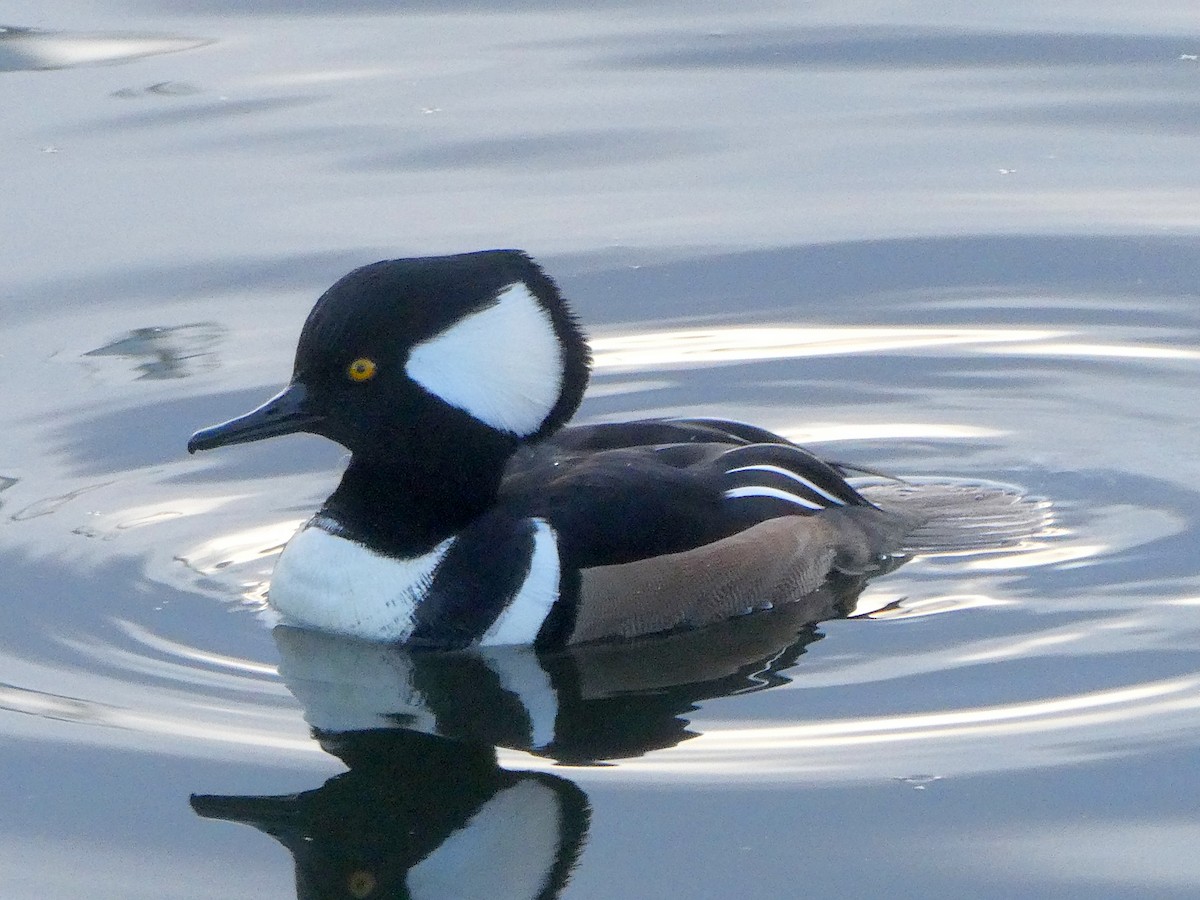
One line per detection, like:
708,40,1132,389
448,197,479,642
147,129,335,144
3,4,1199,897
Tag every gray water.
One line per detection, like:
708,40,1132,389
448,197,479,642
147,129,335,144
3,4,1200,898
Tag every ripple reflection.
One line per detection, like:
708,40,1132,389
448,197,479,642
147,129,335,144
590,325,1067,369
619,672,1200,783
1,305,1195,795
0,24,212,72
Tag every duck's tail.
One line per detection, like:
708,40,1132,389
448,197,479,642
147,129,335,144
855,478,1055,556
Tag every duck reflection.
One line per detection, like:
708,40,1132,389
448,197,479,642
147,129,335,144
193,730,589,900
192,583,860,898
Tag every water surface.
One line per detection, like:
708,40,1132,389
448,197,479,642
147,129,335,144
2,3,1199,897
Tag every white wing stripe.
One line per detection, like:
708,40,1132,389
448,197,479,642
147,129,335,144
725,463,846,505
723,485,824,510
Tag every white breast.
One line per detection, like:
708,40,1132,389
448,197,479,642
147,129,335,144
269,525,454,642
268,517,563,646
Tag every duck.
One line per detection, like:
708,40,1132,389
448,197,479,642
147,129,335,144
188,250,1043,650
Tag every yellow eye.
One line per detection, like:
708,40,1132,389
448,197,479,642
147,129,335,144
347,357,377,382
346,870,376,897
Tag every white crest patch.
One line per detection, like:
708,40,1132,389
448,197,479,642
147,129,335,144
269,525,454,641
481,519,560,646
405,281,564,436
408,779,563,900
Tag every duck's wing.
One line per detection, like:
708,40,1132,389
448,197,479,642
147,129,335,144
501,438,900,568
500,433,923,644
500,442,738,568
509,424,1051,645
544,416,795,452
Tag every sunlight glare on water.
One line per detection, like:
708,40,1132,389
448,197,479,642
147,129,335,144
2,1,1200,896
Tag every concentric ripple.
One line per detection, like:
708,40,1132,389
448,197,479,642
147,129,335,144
1,308,1198,784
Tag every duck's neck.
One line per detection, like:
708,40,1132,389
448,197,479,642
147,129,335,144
320,445,514,555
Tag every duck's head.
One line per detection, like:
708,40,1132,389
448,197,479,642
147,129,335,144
188,250,591,465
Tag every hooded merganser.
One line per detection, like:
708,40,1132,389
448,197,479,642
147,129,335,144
189,250,1043,649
